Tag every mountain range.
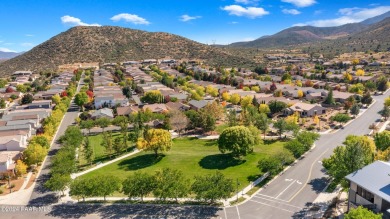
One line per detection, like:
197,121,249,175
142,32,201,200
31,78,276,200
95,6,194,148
229,11,390,49
0,51,23,60
0,26,254,76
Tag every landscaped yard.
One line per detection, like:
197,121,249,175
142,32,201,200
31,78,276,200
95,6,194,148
79,137,288,194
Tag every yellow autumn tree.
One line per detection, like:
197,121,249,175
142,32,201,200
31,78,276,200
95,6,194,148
313,115,320,127
15,160,27,177
136,129,172,158
206,85,219,97
297,90,304,98
355,69,365,76
352,59,360,66
230,93,241,105
251,86,260,93
344,72,352,81
222,92,231,101
295,80,303,87
240,96,253,109
259,104,270,114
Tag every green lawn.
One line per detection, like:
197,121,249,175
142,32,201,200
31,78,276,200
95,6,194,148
80,137,287,194
79,132,133,167
215,123,229,134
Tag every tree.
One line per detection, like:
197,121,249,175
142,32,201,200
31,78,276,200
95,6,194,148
24,144,48,166
169,109,189,136
361,92,372,105
323,135,375,188
374,131,390,151
381,105,390,120
70,178,93,202
16,84,28,93
285,139,306,158
355,69,365,76
268,101,287,115
344,206,382,219
45,173,71,196
230,93,241,105
29,135,50,149
324,89,336,105
258,156,283,175
350,103,360,116
274,119,287,139
192,172,234,203
0,98,6,109
270,82,277,92
204,101,224,120
240,96,253,109
122,86,132,98
52,94,62,105
198,109,216,133
80,119,95,135
95,117,111,132
141,90,163,104
222,92,230,101
114,137,127,155
218,126,255,158
74,92,89,111
255,113,270,140
226,109,238,127
21,94,33,105
258,104,270,114
136,129,172,158
15,160,27,177
297,90,304,98
92,175,121,201
83,137,94,165
122,172,156,201
101,131,114,158
153,168,190,201
377,76,389,91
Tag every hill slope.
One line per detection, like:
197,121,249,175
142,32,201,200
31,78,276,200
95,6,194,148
229,10,390,49
0,26,254,76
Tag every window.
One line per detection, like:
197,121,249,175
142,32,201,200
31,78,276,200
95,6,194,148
357,185,374,203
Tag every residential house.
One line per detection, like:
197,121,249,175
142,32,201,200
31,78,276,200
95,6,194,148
34,89,64,100
142,104,168,113
0,151,21,173
166,102,190,111
188,99,214,110
346,161,390,217
24,100,52,109
91,108,114,119
0,135,28,151
333,91,356,103
116,106,139,116
285,102,326,117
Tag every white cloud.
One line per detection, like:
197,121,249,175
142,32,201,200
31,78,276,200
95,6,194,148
0,47,16,53
282,9,301,15
281,0,316,7
21,43,34,47
295,6,390,27
234,0,259,4
222,5,270,18
180,14,201,22
25,34,34,37
61,15,101,26
110,13,150,25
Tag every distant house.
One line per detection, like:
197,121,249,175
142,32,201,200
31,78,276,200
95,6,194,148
0,151,21,173
116,106,139,116
333,91,356,103
285,102,326,117
91,108,114,119
0,124,33,137
142,104,168,113
188,100,214,110
346,161,390,215
166,102,190,111
25,100,52,109
94,95,129,109
0,135,28,151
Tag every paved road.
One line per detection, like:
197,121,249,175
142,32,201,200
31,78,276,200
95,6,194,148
221,93,388,219
28,77,84,206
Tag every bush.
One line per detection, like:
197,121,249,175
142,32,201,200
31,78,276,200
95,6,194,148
10,183,15,189
0,189,3,194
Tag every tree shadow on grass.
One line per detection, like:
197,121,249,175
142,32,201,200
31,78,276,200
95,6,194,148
204,140,217,147
199,153,245,170
118,153,165,171
263,139,278,145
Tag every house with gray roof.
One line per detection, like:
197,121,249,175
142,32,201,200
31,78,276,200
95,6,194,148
346,161,390,216
188,99,214,110
91,108,114,119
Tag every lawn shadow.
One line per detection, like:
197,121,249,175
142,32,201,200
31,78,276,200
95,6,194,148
247,174,262,182
263,139,278,145
118,153,165,171
204,140,217,147
199,153,245,170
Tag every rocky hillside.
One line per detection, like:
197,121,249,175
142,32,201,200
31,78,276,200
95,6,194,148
0,26,254,76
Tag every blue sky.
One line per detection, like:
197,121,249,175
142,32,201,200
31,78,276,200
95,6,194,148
0,0,389,52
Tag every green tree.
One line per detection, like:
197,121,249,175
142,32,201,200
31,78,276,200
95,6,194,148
80,119,95,135
91,175,121,201
21,94,33,104
350,104,360,116
344,206,382,219
273,119,287,139
52,94,62,105
324,89,336,105
153,168,190,201
285,139,306,158
122,172,156,202
0,98,6,109
361,92,372,105
374,131,390,151
114,137,127,155
255,113,270,140
331,113,351,124
74,92,89,111
198,109,216,133
101,131,114,158
141,90,163,104
381,105,390,120
95,117,111,132
226,109,238,127
258,104,270,114
136,129,172,158
377,76,389,91
258,157,283,175
323,135,375,188
29,136,50,149
45,173,71,196
218,126,255,158
83,137,94,165
192,172,234,203
268,100,287,115
70,178,93,202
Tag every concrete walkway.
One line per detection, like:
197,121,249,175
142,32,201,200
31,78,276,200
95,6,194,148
71,149,140,179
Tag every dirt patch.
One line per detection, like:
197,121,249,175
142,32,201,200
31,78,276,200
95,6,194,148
0,177,25,196
25,172,37,190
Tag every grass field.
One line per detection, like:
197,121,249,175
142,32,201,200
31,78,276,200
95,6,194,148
79,137,288,194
